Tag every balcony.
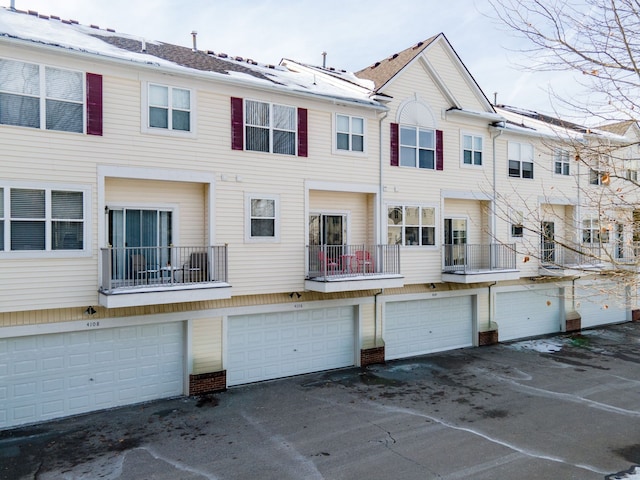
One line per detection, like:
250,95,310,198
305,244,404,293
539,243,608,276
99,245,231,308
442,243,520,283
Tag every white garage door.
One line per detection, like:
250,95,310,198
227,306,355,386
0,322,184,429
577,282,627,328
496,288,561,342
385,296,474,360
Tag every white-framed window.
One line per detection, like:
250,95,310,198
0,185,87,253
462,133,483,166
245,194,280,242
582,216,609,244
387,205,436,246
245,100,296,155
400,126,435,169
0,58,84,133
508,142,534,178
336,114,364,152
510,210,524,238
554,148,570,175
626,150,639,181
147,83,192,132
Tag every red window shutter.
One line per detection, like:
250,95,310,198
230,97,244,150
390,123,399,166
297,108,308,157
436,129,444,170
86,73,103,136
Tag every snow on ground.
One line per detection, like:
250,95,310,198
505,338,565,353
608,465,640,479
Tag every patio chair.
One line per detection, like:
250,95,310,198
183,252,209,282
318,250,339,274
355,250,374,273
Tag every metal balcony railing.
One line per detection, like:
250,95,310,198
100,245,227,293
540,243,603,268
443,243,516,273
307,244,400,279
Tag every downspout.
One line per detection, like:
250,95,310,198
488,281,497,333
491,125,504,242
376,110,389,348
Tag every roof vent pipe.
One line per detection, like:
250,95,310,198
141,38,146,53
493,92,498,106
10,0,15,10
322,51,327,68
191,31,198,52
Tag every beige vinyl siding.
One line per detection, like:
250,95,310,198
360,302,377,349
309,190,373,245
192,317,223,374
105,178,207,247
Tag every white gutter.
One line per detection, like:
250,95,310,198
0,35,387,111
445,108,505,123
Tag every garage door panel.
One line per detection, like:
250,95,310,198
496,289,561,342
228,307,355,386
1,322,184,429
386,297,473,360
577,282,626,328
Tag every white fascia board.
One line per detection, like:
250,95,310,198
445,108,505,123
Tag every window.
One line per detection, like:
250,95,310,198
554,148,570,175
336,114,364,152
1,186,85,251
0,59,84,133
245,100,296,155
462,134,482,166
508,142,534,178
400,126,435,169
510,210,524,238
387,205,436,246
582,216,609,244
590,168,610,185
246,194,279,242
148,84,191,132
626,153,639,181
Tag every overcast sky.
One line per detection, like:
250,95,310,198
3,0,578,116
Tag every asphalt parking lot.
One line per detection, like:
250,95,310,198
2,322,640,480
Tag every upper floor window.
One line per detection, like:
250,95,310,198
148,84,191,132
245,194,280,242
0,59,85,133
387,205,436,246
245,100,296,155
0,186,85,252
462,134,483,166
231,97,307,157
626,151,639,181
508,142,534,179
510,210,524,238
336,114,364,152
589,157,610,185
400,126,435,169
582,216,609,244
554,148,570,175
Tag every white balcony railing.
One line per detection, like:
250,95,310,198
307,244,400,280
443,243,516,273
100,245,227,293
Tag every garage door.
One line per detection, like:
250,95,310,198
577,282,627,328
385,296,474,360
227,307,355,386
0,322,184,429
496,288,561,342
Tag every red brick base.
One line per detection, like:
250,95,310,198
566,312,581,332
361,346,385,366
478,330,498,346
632,309,640,322
189,370,227,395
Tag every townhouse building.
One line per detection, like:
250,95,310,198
0,7,636,429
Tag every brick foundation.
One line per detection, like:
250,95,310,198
478,330,498,346
360,346,385,366
189,370,227,395
566,311,581,332
632,309,640,322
